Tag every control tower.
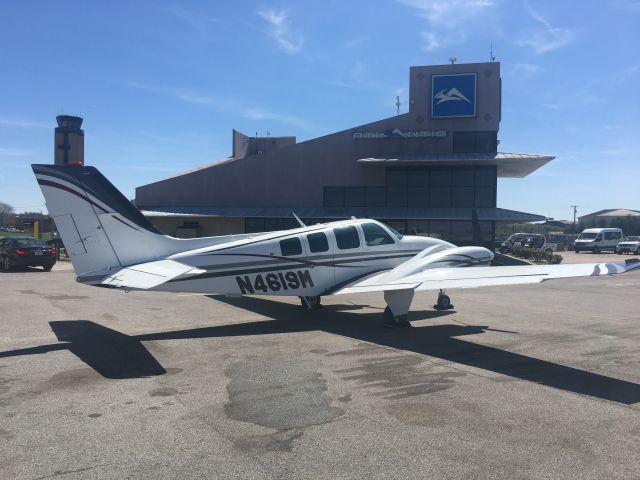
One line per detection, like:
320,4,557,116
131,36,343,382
54,115,84,165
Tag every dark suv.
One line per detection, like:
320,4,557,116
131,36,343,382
0,236,57,271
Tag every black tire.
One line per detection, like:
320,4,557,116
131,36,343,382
300,296,321,309
383,307,410,328
575,250,579,254
435,294,452,310
43,264,53,272
617,250,622,255
3,256,11,272
384,306,394,324
307,296,321,308
593,246,600,254
439,294,451,309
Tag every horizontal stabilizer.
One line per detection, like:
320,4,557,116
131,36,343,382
101,260,205,290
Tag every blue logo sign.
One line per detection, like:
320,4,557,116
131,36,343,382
431,73,476,118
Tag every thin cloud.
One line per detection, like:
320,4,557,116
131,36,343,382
0,117,50,129
257,9,303,54
125,81,314,130
398,0,494,27
0,148,36,157
610,62,640,85
421,31,442,51
610,0,640,12
504,62,543,80
343,36,366,49
398,0,496,51
163,7,223,41
517,2,576,54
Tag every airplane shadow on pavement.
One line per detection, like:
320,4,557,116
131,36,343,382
1,295,640,405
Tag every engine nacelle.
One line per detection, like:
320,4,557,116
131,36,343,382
384,245,494,281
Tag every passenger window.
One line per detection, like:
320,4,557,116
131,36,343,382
333,226,360,250
604,232,614,240
362,223,395,246
307,232,329,253
280,237,302,256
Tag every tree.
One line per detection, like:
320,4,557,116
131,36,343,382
0,201,14,226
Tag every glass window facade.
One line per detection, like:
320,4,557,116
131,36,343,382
397,219,495,246
322,167,496,209
453,131,498,153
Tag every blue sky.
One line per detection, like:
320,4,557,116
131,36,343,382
1,0,639,221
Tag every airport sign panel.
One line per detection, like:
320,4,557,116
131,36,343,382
431,73,477,118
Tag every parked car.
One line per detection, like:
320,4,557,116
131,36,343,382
574,228,623,253
499,233,551,254
616,235,640,255
0,236,57,271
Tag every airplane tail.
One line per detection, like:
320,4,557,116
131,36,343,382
32,164,223,282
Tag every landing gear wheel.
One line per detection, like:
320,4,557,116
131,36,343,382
300,296,321,309
3,257,11,272
383,306,411,328
434,290,454,311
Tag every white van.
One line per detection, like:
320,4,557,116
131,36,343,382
574,228,623,253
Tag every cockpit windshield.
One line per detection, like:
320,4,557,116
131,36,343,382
383,223,403,240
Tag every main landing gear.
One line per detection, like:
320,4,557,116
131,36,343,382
299,295,322,309
434,289,454,311
383,289,414,329
383,306,410,328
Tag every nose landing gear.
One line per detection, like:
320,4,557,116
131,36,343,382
434,289,454,311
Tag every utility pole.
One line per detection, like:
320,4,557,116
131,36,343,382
570,205,579,230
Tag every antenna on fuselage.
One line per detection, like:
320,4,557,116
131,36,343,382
292,212,306,227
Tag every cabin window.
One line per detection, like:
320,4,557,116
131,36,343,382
362,223,395,247
333,226,360,250
280,237,302,256
307,232,329,253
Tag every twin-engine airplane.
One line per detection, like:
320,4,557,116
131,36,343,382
33,164,639,327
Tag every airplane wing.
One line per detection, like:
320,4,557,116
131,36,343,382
100,260,205,290
334,259,640,295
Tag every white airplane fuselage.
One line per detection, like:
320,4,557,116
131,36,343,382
152,219,493,297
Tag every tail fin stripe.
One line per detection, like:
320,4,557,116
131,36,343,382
35,173,114,214
34,164,161,234
37,179,109,214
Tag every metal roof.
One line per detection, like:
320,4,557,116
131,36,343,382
597,209,640,217
142,206,545,222
357,152,555,178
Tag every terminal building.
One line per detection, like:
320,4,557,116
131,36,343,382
135,61,554,247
